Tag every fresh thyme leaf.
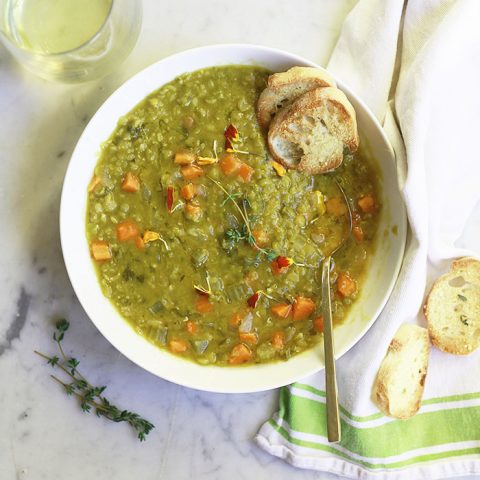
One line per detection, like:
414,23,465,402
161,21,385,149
47,355,59,367
221,192,242,207
35,320,155,442
67,358,80,375
460,314,469,326
264,249,278,262
53,319,70,342
457,294,467,302
246,234,256,246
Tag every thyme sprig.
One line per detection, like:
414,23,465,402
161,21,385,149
207,176,277,263
35,319,154,441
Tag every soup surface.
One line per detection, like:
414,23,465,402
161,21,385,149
86,65,381,366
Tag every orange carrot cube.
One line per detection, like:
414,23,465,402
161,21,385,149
271,303,293,319
358,195,377,213
186,321,198,334
121,171,140,193
337,272,357,297
238,163,254,182
169,339,189,353
292,296,316,321
174,150,197,165
116,220,140,242
181,164,204,180
219,153,241,176
91,240,112,261
271,331,285,350
181,183,197,200
239,332,258,345
313,316,324,333
196,294,213,314
228,343,252,365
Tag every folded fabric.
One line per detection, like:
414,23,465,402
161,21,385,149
256,0,480,478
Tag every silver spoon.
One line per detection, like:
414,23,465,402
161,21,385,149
321,180,353,443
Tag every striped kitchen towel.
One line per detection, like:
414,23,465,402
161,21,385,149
256,0,480,478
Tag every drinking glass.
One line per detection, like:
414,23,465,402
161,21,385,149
0,0,142,82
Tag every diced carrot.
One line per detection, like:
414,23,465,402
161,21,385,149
228,343,253,365
196,294,213,313
238,163,254,182
121,171,140,193
239,332,258,345
337,272,357,297
88,175,102,193
271,303,292,319
169,339,189,353
313,316,324,333
292,296,316,321
91,240,112,261
135,236,145,250
230,312,243,328
181,164,204,180
352,225,364,241
180,183,197,200
186,321,197,334
326,197,348,216
174,150,197,165
271,331,285,350
219,153,241,175
252,228,269,247
116,220,140,242
358,195,376,213
185,202,203,221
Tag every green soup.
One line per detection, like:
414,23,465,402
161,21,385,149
86,65,381,366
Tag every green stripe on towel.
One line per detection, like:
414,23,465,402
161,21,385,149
275,387,480,459
268,419,480,470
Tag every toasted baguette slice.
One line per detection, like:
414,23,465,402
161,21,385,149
425,257,480,355
372,324,430,419
267,87,359,174
257,67,336,129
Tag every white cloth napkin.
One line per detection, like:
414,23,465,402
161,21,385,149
256,0,480,477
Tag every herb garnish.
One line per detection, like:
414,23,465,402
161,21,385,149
207,176,277,263
35,320,155,441
460,314,469,326
457,294,467,302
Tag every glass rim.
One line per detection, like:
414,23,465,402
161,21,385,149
2,0,115,57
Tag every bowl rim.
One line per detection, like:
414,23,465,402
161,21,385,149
60,43,407,393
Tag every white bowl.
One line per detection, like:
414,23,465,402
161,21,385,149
60,44,406,393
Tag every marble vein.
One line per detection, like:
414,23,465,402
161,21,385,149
0,287,31,355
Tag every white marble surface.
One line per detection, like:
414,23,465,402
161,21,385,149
1,1,479,479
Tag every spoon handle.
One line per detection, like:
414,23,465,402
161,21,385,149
322,257,341,443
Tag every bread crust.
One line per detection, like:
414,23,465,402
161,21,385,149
257,66,336,129
267,87,359,174
372,324,430,419
425,257,480,355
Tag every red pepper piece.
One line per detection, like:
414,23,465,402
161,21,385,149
167,185,174,212
276,256,293,268
224,124,239,142
271,256,293,275
247,291,260,308
225,138,235,152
